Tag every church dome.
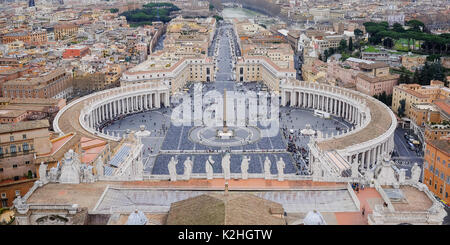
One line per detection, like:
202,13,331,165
126,210,148,225
303,210,326,225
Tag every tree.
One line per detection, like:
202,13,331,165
348,37,353,51
398,99,406,118
338,39,347,52
27,170,33,179
383,37,394,49
354,29,363,39
406,20,425,32
392,23,405,33
398,74,411,84
110,8,119,13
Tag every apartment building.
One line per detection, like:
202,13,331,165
54,23,78,40
1,30,47,45
423,139,450,204
355,62,399,96
392,80,450,116
2,68,73,99
0,120,51,207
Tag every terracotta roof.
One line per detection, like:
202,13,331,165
427,139,450,155
358,62,389,70
357,73,399,83
166,193,286,225
433,99,450,118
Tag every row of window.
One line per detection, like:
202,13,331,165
0,161,30,172
0,143,32,155
427,164,450,184
426,178,449,198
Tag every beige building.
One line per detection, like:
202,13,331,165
392,80,450,116
355,62,399,96
3,68,72,99
54,23,78,41
0,120,51,207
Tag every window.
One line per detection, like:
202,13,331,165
10,145,16,154
23,143,29,152
0,168,3,172
25,161,30,165
435,169,439,176
15,190,20,197
1,193,6,199
441,173,444,180
10,136,14,142
437,157,440,162
22,134,26,139
13,164,17,168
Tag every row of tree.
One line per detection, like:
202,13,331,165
363,21,450,55
120,3,180,25
373,91,392,107
397,61,448,87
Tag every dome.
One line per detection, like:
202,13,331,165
303,210,326,225
126,210,148,225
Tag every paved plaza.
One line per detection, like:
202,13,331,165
103,24,356,176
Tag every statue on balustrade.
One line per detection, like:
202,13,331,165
39,162,48,184
222,153,231,180
241,156,250,179
205,155,214,180
183,157,193,180
59,150,81,184
276,157,285,181
411,163,421,183
168,156,178,181
264,156,271,179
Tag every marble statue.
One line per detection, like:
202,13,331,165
13,196,28,214
168,156,178,181
59,150,81,184
264,156,271,179
222,153,231,180
312,160,321,178
374,156,397,185
39,162,48,184
95,156,104,176
410,163,421,183
241,156,250,179
276,157,285,181
48,167,59,182
80,165,95,183
205,155,214,180
183,157,193,180
399,169,406,184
